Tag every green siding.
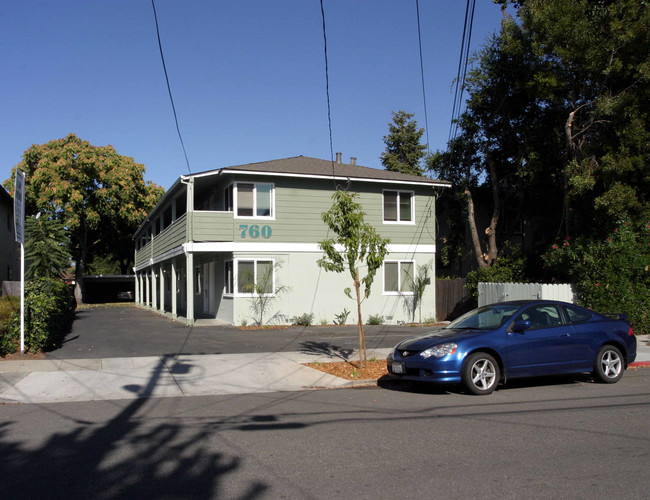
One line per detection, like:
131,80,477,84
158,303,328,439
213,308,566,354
193,211,234,242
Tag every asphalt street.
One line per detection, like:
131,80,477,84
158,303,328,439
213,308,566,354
0,371,649,499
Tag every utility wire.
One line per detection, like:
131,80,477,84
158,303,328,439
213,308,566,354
320,0,336,182
415,0,430,154
151,0,192,174
448,0,476,148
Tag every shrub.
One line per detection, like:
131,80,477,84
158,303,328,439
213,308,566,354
366,314,384,325
291,313,314,326
543,222,650,334
464,251,527,300
8,278,75,353
0,296,20,356
333,308,350,325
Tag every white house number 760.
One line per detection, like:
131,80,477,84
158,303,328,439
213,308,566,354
239,224,272,239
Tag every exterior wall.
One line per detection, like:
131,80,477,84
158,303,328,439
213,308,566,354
227,250,436,326
134,169,441,325
0,192,20,283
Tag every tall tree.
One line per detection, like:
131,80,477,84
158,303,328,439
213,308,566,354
318,190,389,367
5,134,164,303
380,110,427,176
430,0,650,271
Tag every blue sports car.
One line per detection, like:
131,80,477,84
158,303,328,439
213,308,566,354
387,300,637,395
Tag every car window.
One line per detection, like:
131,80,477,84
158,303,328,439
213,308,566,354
448,305,519,330
518,305,563,329
564,305,592,324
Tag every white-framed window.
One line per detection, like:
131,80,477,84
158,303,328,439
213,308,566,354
233,182,274,219
384,260,415,294
224,259,275,296
383,190,414,224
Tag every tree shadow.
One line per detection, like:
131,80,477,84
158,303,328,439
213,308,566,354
0,356,269,499
298,340,354,361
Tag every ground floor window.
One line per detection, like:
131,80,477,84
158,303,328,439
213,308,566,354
225,259,274,295
384,261,415,294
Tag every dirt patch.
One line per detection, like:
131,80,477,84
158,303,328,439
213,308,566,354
306,359,388,380
1,351,46,361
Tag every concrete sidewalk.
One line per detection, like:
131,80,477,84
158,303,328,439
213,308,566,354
1,339,648,405
0,348,394,404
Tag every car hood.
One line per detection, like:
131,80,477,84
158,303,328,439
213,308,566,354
396,328,488,350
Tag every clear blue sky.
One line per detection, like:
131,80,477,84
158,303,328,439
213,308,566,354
1,0,505,191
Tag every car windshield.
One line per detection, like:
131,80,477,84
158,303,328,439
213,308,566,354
446,304,521,330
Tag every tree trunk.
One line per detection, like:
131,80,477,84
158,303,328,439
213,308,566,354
354,268,367,368
485,152,500,265
465,188,488,269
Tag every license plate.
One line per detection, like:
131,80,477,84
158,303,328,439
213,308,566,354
391,362,404,374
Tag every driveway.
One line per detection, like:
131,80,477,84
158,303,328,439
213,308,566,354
46,305,432,360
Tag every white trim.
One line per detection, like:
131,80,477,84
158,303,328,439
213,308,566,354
185,242,435,254
191,168,451,187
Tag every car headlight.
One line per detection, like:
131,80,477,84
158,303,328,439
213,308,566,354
420,343,457,359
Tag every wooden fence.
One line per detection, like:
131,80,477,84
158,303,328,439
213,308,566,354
436,279,473,321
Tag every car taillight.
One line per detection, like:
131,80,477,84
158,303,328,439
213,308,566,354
629,327,635,336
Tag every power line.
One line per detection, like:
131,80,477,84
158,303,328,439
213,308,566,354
448,0,476,148
415,0,430,154
151,0,192,174
319,0,336,181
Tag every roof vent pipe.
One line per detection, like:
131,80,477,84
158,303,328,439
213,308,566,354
350,157,357,165
336,152,342,163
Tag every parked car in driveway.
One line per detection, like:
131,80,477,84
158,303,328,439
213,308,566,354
387,300,637,395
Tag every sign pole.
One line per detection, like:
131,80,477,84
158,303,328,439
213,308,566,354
14,169,26,354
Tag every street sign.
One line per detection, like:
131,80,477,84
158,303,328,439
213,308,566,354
14,169,25,244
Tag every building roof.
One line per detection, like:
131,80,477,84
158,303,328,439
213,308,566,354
0,184,13,207
193,155,451,187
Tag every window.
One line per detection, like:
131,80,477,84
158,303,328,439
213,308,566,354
518,305,563,329
225,259,274,295
194,267,202,294
225,185,233,211
383,190,413,223
235,182,274,218
564,305,592,324
384,261,415,294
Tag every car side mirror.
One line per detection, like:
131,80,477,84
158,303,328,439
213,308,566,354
512,320,531,332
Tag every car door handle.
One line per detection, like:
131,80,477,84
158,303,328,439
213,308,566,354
560,332,571,337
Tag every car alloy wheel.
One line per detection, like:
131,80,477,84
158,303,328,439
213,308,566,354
462,352,500,395
593,345,623,383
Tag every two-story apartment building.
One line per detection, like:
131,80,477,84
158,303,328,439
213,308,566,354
0,185,20,286
133,155,451,326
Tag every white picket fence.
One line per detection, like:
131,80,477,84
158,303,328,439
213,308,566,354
478,282,575,307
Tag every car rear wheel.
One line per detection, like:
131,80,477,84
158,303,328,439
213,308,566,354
593,345,623,383
462,352,500,395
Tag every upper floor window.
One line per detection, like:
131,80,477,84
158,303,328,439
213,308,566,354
383,190,414,223
231,182,274,218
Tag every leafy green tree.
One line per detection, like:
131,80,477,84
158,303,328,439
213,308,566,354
380,111,427,176
430,0,650,272
24,216,71,279
4,134,164,303
318,190,390,367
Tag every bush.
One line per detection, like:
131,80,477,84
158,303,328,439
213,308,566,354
366,314,384,325
543,222,650,334
0,296,20,356
464,251,527,300
7,278,76,353
291,313,314,326
333,308,350,325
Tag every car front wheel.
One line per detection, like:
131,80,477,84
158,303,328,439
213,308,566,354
593,345,624,383
462,352,500,395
